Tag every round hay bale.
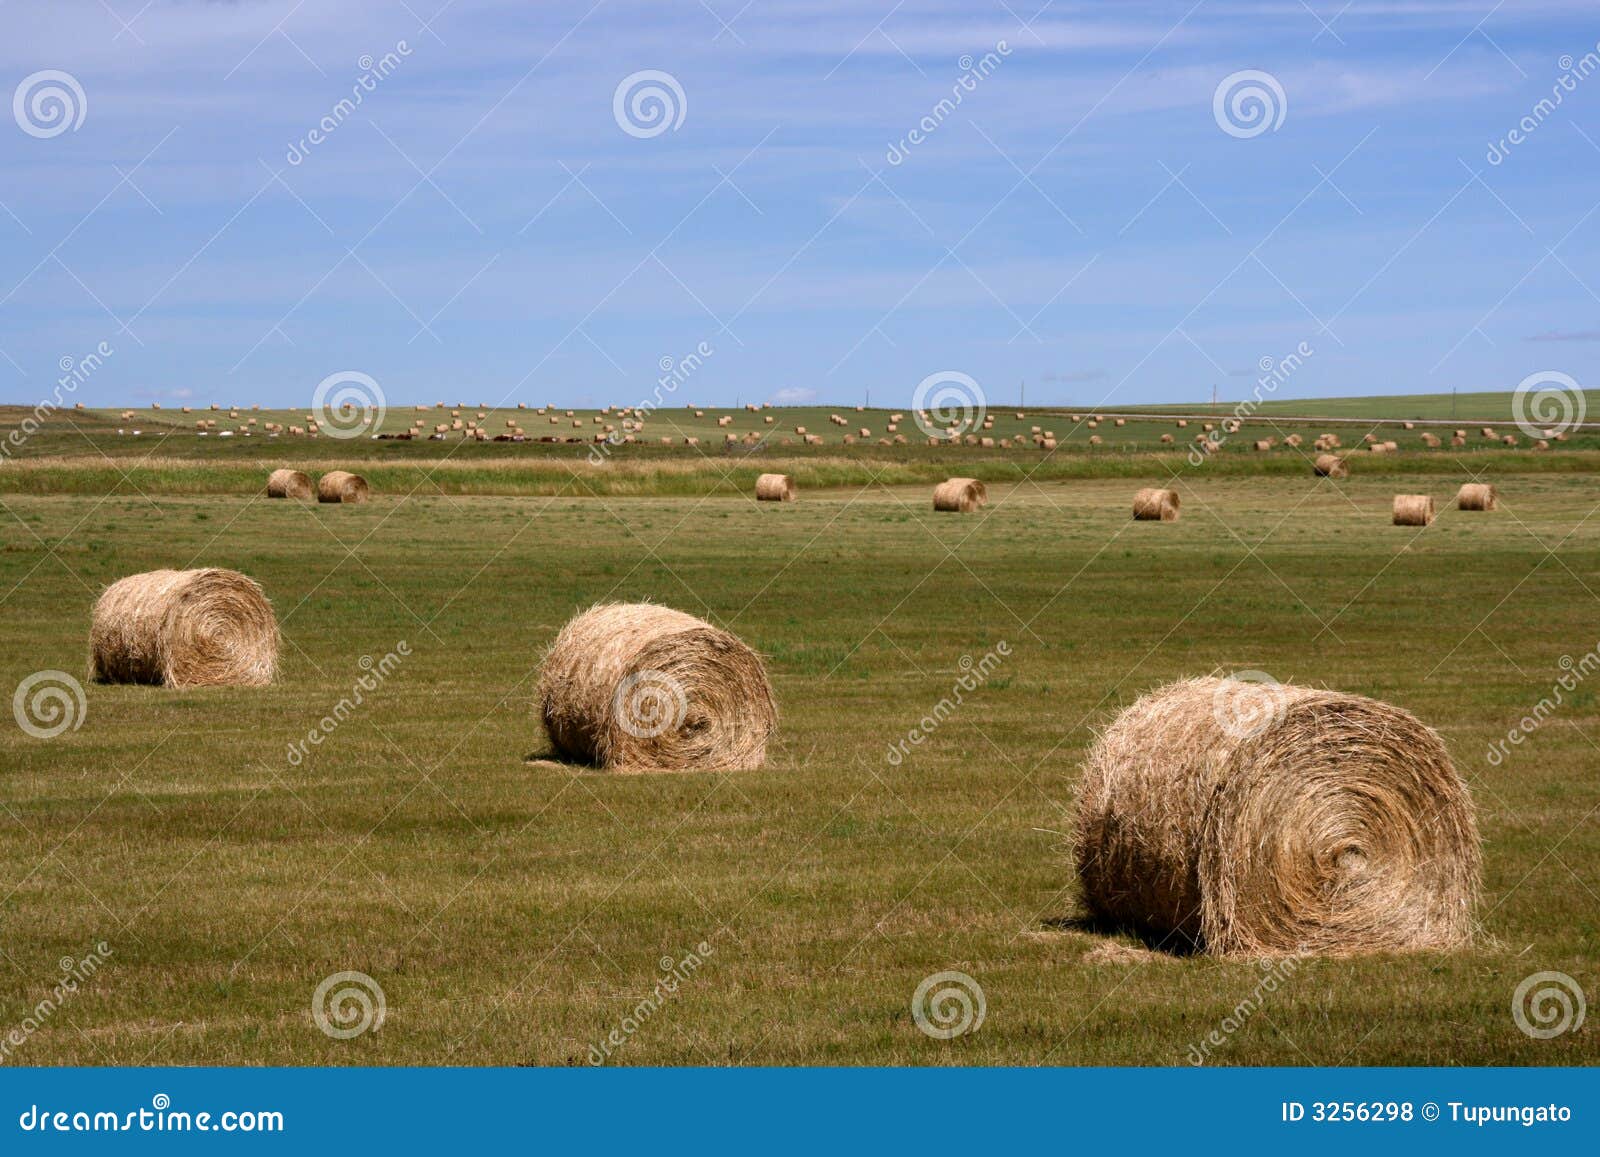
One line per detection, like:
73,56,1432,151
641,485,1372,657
1313,454,1348,479
1457,483,1498,511
1132,488,1179,521
755,473,796,502
266,469,312,499
1074,677,1479,956
537,603,776,772
1393,494,1435,526
932,477,987,512
317,471,369,503
88,568,278,688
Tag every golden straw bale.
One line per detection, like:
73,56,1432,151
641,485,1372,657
537,602,776,772
1393,494,1435,526
932,477,987,512
88,568,278,688
1313,454,1348,479
1132,488,1180,521
1075,677,1480,956
266,469,311,499
755,473,796,501
1457,483,1498,511
317,471,369,503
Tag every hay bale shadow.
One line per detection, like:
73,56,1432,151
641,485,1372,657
1042,914,1202,958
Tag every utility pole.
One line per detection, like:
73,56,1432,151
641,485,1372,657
865,384,870,409
1020,379,1025,410
1211,383,1218,407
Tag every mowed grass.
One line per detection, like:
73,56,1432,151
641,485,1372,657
1,469,1598,1066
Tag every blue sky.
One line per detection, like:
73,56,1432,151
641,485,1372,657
1,0,1597,410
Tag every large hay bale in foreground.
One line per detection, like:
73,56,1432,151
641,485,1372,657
88,568,278,688
537,603,776,772
1313,454,1348,479
1457,483,1498,511
1075,677,1479,956
932,477,987,512
317,470,369,503
266,468,312,499
1132,488,1179,521
755,473,796,502
1393,494,1435,526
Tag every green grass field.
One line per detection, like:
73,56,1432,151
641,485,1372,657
2,416,1598,1065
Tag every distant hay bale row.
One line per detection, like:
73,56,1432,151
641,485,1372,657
317,471,369,504
1075,677,1480,956
755,473,796,502
1393,494,1435,526
932,477,988,512
89,568,279,689
537,603,776,772
1132,487,1179,521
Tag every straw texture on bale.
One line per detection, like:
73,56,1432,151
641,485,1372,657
932,477,988,512
537,603,776,772
88,568,278,689
755,473,797,502
1313,454,1348,479
1457,483,1498,511
1132,488,1180,522
266,469,312,499
1393,494,1435,526
317,470,369,503
1074,677,1480,956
